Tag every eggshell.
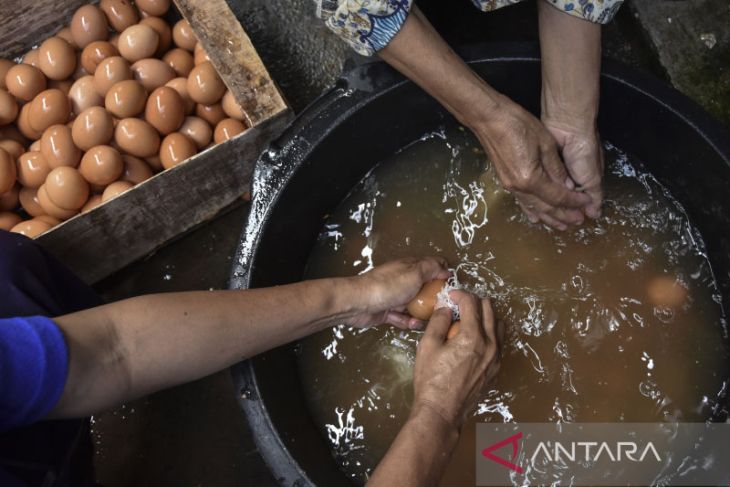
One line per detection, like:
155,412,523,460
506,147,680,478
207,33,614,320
17,151,51,188
69,75,104,114
131,58,174,92
105,79,146,119
29,140,41,152
0,148,16,193
17,104,43,140
56,27,79,49
38,37,77,81
193,43,209,65
81,194,103,212
72,52,89,80
79,145,123,185
11,218,52,237
37,184,78,220
140,17,172,57
221,90,244,121
0,184,19,211
121,154,153,184
0,89,18,125
93,56,132,96
165,77,194,114
162,48,194,78
447,321,461,340
159,132,196,169
72,106,114,151
0,211,22,231
48,79,74,95
145,86,184,135
407,279,447,320
187,61,225,105
179,116,211,149
213,118,245,144
114,118,160,157
135,0,170,16
5,64,47,102
29,89,71,132
45,166,89,209
647,276,688,308
22,49,40,67
70,5,109,49
80,41,119,74
0,140,24,159
172,19,197,51
102,180,133,201
19,186,44,216
35,214,61,226
99,0,140,32
109,33,121,50
194,103,225,126
0,59,14,90
145,155,162,171
40,124,81,169
118,25,159,63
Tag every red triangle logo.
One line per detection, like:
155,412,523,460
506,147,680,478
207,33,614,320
481,432,524,473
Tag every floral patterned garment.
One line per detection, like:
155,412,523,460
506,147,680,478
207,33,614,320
314,0,624,56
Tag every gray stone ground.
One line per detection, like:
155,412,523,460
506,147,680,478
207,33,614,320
90,1,729,486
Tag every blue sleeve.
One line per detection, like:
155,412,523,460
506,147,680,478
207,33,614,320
0,316,69,432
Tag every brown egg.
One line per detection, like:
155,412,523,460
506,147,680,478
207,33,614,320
0,59,14,90
29,89,71,132
37,184,78,220
162,48,194,78
22,49,40,67
0,148,16,193
99,0,139,32
80,41,118,74
145,155,162,171
93,56,132,96
70,5,109,49
121,154,153,184
29,140,41,152
213,118,245,144
145,86,184,135
72,52,89,80
194,103,225,126
5,64,47,102
172,19,197,51
447,320,461,340
0,140,24,159
136,0,170,17
165,77,194,114
109,33,120,50
0,89,18,125
159,132,196,169
17,104,43,140
81,194,103,212
114,118,159,157
0,124,28,146
0,184,20,211
102,180,133,201
16,151,50,188
35,214,61,226
45,166,89,209
37,37,77,81
69,75,104,115
407,279,447,320
193,42,209,65
118,25,159,63
0,211,22,231
79,145,123,185
647,275,688,308
40,124,81,168
72,106,114,150
140,17,172,57
131,58,174,92
11,218,52,237
221,90,244,121
187,61,225,105
56,27,79,49
19,187,44,216
48,79,73,95
105,79,146,118
179,116,211,149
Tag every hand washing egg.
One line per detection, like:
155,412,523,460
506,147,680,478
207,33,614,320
94,56,132,97
69,75,104,115
114,118,160,157
121,154,153,184
647,275,688,308
102,180,134,201
165,77,194,114
131,58,175,91
5,64,47,102
172,19,197,51
0,89,18,125
29,89,71,132
0,148,16,194
187,61,225,105
11,218,52,238
145,86,185,134
179,116,211,149
213,118,245,143
17,151,51,189
70,5,109,49
81,41,119,75
407,279,447,320
447,320,461,340
0,211,22,231
79,145,123,185
99,0,140,32
140,17,172,56
159,132,196,169
118,25,159,63
37,184,78,220
105,79,146,118
45,167,89,210
38,37,76,81
72,106,114,150
136,0,170,17
40,124,81,168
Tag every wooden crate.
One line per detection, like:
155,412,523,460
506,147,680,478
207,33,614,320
0,0,292,283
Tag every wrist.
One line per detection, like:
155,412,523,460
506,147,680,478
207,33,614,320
409,400,461,446
541,85,599,131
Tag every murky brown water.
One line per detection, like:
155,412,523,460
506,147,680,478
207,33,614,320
297,126,729,485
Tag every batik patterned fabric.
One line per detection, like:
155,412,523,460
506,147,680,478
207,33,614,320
314,0,624,56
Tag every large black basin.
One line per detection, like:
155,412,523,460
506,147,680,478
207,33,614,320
229,43,730,486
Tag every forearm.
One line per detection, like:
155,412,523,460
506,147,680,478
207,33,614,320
539,0,602,126
368,405,459,486
51,278,360,417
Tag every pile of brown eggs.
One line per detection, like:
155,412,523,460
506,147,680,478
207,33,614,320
0,0,248,237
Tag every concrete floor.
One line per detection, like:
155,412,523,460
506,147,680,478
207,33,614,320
89,1,729,486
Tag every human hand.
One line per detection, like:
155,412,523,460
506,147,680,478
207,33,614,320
472,97,592,230
411,291,501,430
346,257,452,330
